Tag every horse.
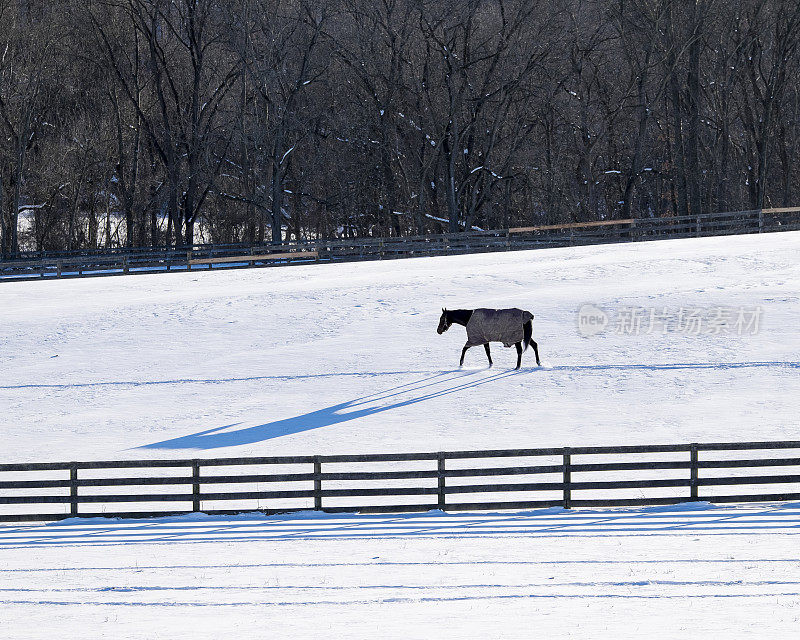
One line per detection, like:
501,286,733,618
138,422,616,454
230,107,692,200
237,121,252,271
437,307,541,369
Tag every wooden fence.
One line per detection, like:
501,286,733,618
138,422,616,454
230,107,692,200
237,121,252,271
3,440,800,523
1,206,799,282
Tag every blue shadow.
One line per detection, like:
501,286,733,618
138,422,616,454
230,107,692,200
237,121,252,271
137,360,797,450
139,369,518,450
4,503,800,549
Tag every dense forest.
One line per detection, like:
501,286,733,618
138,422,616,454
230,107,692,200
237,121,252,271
0,0,799,254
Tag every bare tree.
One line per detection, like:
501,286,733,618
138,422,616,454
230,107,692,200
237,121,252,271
0,1,62,256
3,0,800,253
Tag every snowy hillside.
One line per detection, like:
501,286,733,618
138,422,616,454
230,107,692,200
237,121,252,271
2,232,799,463
2,232,800,639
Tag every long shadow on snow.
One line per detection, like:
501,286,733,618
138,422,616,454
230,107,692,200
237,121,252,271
137,360,797,450
138,369,518,450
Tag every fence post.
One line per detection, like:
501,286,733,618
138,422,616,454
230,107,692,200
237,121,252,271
313,456,322,511
690,444,699,501
123,256,129,274
186,250,193,271
57,260,62,278
758,209,764,233
69,462,79,517
191,460,201,512
562,448,571,509
437,453,446,511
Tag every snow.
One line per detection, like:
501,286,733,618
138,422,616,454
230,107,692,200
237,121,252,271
424,213,448,224
2,231,797,461
4,504,800,638
281,145,295,163
1,231,800,637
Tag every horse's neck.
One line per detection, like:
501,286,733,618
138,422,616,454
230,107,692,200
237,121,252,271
449,309,473,326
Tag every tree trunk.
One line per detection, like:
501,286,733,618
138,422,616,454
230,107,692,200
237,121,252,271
665,2,689,218
620,28,655,221
11,145,24,257
0,173,5,258
381,117,400,237
184,161,197,245
271,153,283,244
668,70,689,218
443,134,459,233
416,166,427,236
685,1,703,216
150,190,159,248
167,163,181,246
185,215,195,246
779,120,791,206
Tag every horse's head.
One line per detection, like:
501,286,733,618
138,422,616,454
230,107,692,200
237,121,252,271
437,308,451,334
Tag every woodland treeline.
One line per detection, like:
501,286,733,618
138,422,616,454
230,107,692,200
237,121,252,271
1,0,799,254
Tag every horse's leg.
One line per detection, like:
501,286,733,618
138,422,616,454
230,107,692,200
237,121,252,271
515,342,522,369
483,343,492,367
530,339,541,366
460,344,470,367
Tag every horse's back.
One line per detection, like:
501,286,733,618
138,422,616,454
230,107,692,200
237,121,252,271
467,308,533,346
474,307,533,324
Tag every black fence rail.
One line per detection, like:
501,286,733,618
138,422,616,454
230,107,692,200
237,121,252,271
3,440,800,523
1,207,799,282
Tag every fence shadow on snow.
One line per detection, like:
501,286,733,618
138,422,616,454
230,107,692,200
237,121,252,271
3,502,800,549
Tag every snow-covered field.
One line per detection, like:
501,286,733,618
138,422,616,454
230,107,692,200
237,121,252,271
3,232,799,460
1,232,799,637
3,504,800,639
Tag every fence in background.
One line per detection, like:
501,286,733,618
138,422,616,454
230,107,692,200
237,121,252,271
1,207,799,282
3,440,800,523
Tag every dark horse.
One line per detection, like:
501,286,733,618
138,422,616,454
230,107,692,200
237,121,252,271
437,308,541,369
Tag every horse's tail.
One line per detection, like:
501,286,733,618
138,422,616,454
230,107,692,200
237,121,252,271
523,319,532,352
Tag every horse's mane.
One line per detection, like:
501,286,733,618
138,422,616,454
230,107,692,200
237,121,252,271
447,309,473,326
